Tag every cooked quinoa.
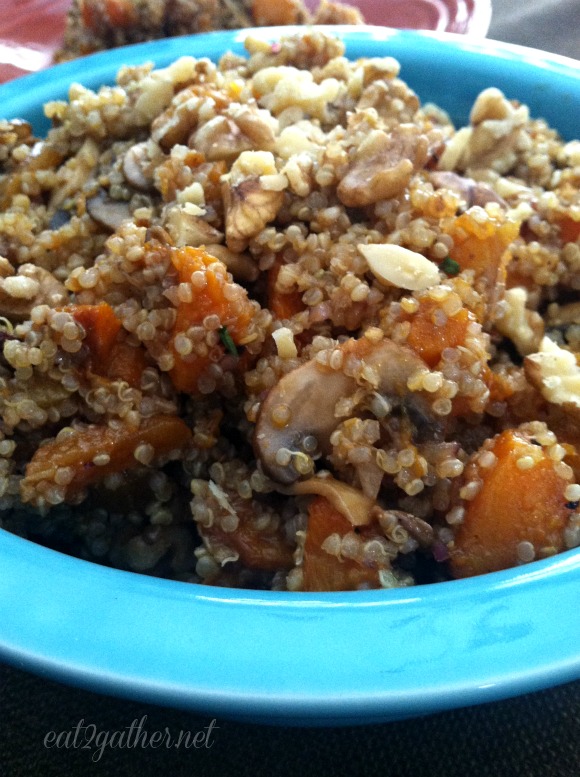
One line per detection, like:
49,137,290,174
0,31,579,590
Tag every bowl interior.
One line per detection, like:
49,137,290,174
0,27,579,725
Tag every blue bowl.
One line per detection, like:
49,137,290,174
0,27,579,726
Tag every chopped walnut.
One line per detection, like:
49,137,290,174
222,151,286,251
338,125,429,207
253,66,344,122
164,204,223,247
440,88,530,175
281,153,314,197
525,336,580,411
228,104,278,150
123,140,165,191
496,287,544,357
223,178,285,252
190,104,277,162
0,264,68,321
152,87,225,151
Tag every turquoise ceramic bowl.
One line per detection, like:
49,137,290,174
0,28,579,726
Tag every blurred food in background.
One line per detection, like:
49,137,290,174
55,0,363,61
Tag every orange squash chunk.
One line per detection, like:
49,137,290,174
66,303,121,371
65,303,148,388
445,212,519,292
168,246,256,394
405,298,473,368
302,496,383,592
449,429,572,578
21,416,192,505
201,510,295,572
557,215,580,244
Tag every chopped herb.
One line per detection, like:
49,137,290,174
219,326,238,357
440,256,461,276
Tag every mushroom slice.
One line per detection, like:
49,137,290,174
254,336,434,484
204,244,259,283
86,190,132,232
290,476,375,527
430,171,507,209
394,511,434,548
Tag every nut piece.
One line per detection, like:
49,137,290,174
222,151,286,252
0,264,68,321
272,327,298,359
338,125,428,207
123,141,163,191
223,179,284,252
190,105,277,162
252,67,343,122
358,243,441,291
164,204,223,248
440,88,529,175
496,287,544,357
525,336,580,409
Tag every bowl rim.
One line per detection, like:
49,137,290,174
0,26,579,726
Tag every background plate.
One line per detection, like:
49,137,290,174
0,0,492,82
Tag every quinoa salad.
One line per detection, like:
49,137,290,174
0,31,579,591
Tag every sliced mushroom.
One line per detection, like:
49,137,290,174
430,171,507,209
338,125,428,207
393,511,434,548
204,244,259,283
254,336,438,484
86,190,132,232
290,476,375,526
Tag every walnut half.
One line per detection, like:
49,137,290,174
338,125,428,207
